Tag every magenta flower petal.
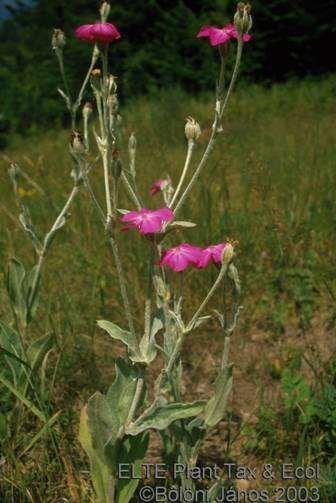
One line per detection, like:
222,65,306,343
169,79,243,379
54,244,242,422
197,23,251,47
75,24,96,42
153,207,174,222
160,243,202,272
209,28,231,46
196,242,227,269
120,207,174,235
150,179,166,196
75,22,121,44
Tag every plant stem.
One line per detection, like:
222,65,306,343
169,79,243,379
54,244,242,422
187,262,229,331
121,172,142,210
174,39,244,216
28,184,80,313
108,235,136,339
170,139,195,208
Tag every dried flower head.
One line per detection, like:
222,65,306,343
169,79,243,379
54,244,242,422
234,2,253,35
99,1,111,21
82,102,93,119
52,29,66,50
70,130,86,155
185,116,201,141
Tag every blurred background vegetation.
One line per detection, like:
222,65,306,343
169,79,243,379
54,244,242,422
0,0,336,146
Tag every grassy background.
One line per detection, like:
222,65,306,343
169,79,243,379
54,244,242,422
0,76,336,501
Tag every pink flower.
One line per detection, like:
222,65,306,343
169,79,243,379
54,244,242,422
197,24,251,46
196,242,227,269
160,243,202,272
121,207,174,235
150,179,167,196
75,22,121,44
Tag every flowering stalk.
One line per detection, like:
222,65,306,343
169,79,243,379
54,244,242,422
169,138,195,208
173,37,244,216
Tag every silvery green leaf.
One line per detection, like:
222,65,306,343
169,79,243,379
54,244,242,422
169,221,197,228
0,321,25,385
87,392,118,465
126,401,205,436
6,258,28,327
116,208,130,215
26,265,40,321
204,366,233,427
116,432,149,503
79,406,112,503
228,263,241,293
97,320,140,359
18,213,42,253
106,358,145,430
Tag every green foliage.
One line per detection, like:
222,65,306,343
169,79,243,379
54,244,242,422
2,0,336,143
245,358,336,495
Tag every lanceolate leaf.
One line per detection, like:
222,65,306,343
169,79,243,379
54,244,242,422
106,358,145,429
6,258,27,326
116,433,149,503
87,392,118,463
97,320,139,358
79,406,112,503
126,401,205,436
204,367,233,427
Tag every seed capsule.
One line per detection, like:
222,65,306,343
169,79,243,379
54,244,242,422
52,29,66,50
185,116,201,141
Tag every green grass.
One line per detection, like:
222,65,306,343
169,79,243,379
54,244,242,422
0,76,336,501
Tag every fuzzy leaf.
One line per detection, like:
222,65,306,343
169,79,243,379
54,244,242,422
6,258,27,327
106,358,145,430
169,220,197,228
79,406,112,503
116,433,149,503
126,401,205,436
87,392,118,464
97,320,139,359
204,367,233,427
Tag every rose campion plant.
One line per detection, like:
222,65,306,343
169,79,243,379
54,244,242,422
3,1,252,502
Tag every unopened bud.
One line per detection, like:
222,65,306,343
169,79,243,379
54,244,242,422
107,74,118,94
221,243,235,265
111,148,122,179
100,1,111,22
82,102,93,120
107,94,119,113
128,132,137,153
185,116,201,141
52,29,66,50
90,68,102,92
234,2,252,35
70,130,86,155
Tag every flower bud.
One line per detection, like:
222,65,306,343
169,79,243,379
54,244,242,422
185,116,201,141
82,102,93,120
70,130,86,155
100,1,111,22
234,2,252,35
111,147,122,180
90,68,102,91
221,242,235,265
52,29,66,51
128,132,137,153
107,74,118,94
107,94,119,113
